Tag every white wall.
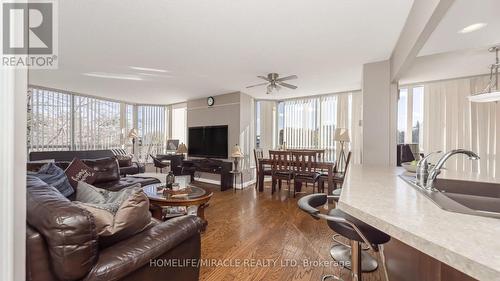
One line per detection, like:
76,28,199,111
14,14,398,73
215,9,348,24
362,60,397,166
0,68,27,281
186,92,256,186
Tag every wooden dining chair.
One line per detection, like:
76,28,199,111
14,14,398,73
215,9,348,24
319,151,352,193
269,150,294,195
291,150,320,196
254,148,271,190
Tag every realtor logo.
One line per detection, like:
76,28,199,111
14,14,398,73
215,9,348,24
1,0,58,68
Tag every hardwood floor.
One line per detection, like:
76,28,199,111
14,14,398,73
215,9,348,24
195,181,386,281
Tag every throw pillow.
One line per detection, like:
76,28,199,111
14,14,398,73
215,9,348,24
65,158,97,188
28,163,75,197
115,154,133,167
75,182,151,244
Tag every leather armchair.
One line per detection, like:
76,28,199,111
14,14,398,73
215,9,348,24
26,175,203,281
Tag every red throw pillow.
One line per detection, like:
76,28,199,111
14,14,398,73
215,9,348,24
65,158,97,188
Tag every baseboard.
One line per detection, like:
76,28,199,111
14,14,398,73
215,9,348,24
195,177,256,189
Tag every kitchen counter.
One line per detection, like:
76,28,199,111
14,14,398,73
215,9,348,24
337,165,500,281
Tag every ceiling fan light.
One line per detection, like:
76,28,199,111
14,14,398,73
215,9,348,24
468,91,500,103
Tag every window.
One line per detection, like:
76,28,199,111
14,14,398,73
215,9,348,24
397,86,424,153
138,105,168,161
271,93,357,162
412,86,424,149
397,89,408,144
28,88,72,151
282,98,319,150
172,104,187,144
73,96,121,150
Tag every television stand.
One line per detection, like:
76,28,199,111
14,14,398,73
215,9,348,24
181,158,234,191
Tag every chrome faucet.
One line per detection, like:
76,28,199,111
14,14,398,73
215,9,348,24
424,149,480,190
416,150,441,187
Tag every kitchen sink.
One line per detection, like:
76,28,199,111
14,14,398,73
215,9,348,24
399,174,500,219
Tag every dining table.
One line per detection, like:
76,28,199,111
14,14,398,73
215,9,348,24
257,158,336,195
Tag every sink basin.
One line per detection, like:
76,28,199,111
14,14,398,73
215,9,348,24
399,174,500,219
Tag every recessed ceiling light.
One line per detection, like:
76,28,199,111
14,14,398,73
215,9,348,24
458,23,487,34
137,72,173,78
83,72,143,81
129,66,169,73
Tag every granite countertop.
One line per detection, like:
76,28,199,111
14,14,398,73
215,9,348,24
337,165,500,281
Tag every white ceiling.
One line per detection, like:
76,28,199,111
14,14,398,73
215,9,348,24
419,0,500,57
29,0,413,104
401,0,500,84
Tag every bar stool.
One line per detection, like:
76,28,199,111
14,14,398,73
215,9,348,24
298,194,390,281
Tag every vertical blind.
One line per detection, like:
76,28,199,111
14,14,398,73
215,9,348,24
29,88,72,151
283,98,318,150
29,88,123,151
423,75,500,177
73,96,121,150
138,105,168,161
279,92,361,162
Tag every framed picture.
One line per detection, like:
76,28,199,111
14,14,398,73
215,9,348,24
166,139,179,151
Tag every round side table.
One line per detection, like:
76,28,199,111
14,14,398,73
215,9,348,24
230,170,243,192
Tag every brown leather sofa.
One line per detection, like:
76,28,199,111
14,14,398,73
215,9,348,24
28,157,158,190
26,158,204,281
29,149,145,176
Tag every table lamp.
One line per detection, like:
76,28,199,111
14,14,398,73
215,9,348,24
333,128,350,173
176,143,188,158
231,144,244,172
128,128,138,154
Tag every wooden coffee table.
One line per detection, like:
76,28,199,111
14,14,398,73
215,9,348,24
143,183,213,231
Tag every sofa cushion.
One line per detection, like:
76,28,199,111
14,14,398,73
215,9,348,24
83,157,120,184
65,158,97,188
118,164,139,176
28,163,75,197
75,182,152,246
115,154,133,167
27,183,99,281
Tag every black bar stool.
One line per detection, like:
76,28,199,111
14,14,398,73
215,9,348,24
298,194,390,281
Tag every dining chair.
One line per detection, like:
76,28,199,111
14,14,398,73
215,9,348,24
319,151,352,193
269,150,294,195
291,150,320,196
150,154,170,173
254,148,272,190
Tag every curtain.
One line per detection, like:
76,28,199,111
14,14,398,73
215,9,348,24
350,91,363,164
423,75,500,177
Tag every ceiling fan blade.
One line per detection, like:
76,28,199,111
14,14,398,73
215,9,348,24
277,82,298,89
276,75,298,82
257,75,271,81
246,82,269,88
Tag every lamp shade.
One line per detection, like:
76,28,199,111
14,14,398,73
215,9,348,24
176,143,188,154
128,128,138,139
231,144,244,158
333,128,350,142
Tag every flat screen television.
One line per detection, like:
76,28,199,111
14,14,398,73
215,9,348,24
188,125,228,158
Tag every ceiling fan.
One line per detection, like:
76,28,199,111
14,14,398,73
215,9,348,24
246,73,298,94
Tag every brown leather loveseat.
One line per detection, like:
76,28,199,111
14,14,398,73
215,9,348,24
26,160,204,281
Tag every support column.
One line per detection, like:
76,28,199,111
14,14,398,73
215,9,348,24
362,60,398,166
0,67,28,281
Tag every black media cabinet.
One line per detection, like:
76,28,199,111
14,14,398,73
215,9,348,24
181,158,234,191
